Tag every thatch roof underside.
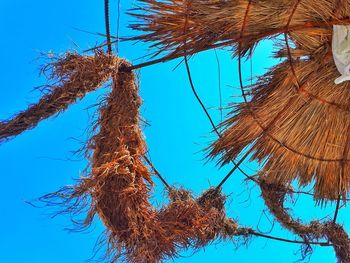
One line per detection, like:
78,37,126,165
132,0,350,200
131,0,350,57
212,57,350,200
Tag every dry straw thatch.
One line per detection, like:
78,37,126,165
260,181,350,261
39,57,245,263
131,0,350,58
0,50,262,262
0,51,116,143
46,55,344,263
3,0,350,261
132,0,350,200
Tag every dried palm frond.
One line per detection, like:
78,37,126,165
0,52,115,143
81,59,162,262
211,51,350,200
260,180,350,262
3,0,350,261
131,0,350,200
41,58,234,263
130,0,350,58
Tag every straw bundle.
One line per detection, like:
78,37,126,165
131,0,350,200
160,188,227,249
0,52,115,143
87,59,162,262
48,59,231,262
260,181,350,262
131,0,350,57
0,50,250,261
211,52,350,200
3,0,350,259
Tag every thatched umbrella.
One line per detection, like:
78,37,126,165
132,0,350,201
2,0,350,262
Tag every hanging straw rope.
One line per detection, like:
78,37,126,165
38,58,238,263
0,52,116,144
30,54,331,262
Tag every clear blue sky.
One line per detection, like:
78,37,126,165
0,1,344,262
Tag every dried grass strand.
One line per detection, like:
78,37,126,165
0,52,115,143
260,181,350,262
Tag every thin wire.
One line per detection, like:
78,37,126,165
184,57,219,134
333,195,342,223
116,0,121,54
181,1,256,188
214,49,223,125
181,0,219,138
183,55,256,185
144,156,171,191
104,0,112,55
216,151,253,190
250,230,331,246
72,27,117,38
214,0,253,189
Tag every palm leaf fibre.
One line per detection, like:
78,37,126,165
68,59,229,262
0,50,250,262
2,0,350,260
131,0,350,57
0,52,116,143
132,0,350,200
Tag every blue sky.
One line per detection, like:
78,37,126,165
0,1,344,262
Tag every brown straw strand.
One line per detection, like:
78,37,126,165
0,52,115,143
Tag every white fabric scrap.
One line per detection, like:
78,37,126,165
333,25,350,84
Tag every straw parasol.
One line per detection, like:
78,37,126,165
2,0,350,262
132,0,350,200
